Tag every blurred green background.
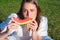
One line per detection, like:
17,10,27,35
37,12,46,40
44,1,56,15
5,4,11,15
0,0,60,40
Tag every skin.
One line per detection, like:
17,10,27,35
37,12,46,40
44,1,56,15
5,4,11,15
0,2,42,40
0,20,20,40
23,2,42,40
23,2,37,31
23,2,37,20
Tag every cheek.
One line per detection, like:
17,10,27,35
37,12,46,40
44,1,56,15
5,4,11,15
32,10,37,17
23,12,26,18
29,12,37,19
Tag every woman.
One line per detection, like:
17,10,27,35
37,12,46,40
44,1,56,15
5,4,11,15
0,0,53,40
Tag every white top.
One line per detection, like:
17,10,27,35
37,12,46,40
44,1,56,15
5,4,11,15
1,13,48,40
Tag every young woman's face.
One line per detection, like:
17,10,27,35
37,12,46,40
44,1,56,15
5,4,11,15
23,2,37,19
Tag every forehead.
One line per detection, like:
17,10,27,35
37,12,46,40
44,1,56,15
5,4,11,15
23,2,36,9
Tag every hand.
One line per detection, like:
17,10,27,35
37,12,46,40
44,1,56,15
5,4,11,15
7,20,19,32
0,20,20,40
7,23,19,31
27,20,38,32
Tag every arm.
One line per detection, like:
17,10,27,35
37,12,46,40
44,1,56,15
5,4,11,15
27,20,42,40
0,13,17,33
37,16,48,40
0,13,18,40
32,31,42,40
0,23,19,40
29,16,48,40
0,29,12,40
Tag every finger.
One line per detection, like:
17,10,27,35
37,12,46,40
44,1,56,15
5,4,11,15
8,23,18,28
29,24,38,29
27,24,30,29
30,22,35,26
29,26,34,30
7,23,19,30
29,24,34,28
8,23,14,26
8,21,17,25
33,20,37,23
8,20,14,24
30,21,37,26
29,25,37,30
31,20,37,24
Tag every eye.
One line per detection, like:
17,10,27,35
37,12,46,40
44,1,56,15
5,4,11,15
23,9,27,12
30,9,34,12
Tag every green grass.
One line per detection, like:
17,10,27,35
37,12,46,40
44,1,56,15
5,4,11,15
0,0,21,21
0,0,60,40
38,0,60,40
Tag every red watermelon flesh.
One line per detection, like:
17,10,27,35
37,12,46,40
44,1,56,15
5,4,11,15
12,17,32,25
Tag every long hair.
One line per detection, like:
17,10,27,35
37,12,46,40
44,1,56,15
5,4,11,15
17,0,41,30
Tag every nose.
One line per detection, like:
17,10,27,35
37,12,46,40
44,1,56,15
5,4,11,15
26,11,29,17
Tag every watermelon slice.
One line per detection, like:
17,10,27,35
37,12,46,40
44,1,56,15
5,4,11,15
12,17,33,26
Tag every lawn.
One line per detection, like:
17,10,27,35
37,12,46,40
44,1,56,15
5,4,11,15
0,0,60,40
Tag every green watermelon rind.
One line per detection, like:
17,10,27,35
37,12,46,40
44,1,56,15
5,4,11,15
12,17,32,26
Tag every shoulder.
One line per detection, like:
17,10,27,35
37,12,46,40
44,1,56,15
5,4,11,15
39,16,48,28
39,16,48,27
8,13,18,18
37,16,48,36
41,16,48,23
